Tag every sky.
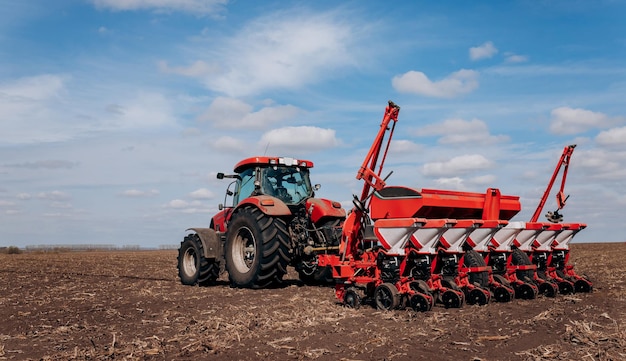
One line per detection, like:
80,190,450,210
1,0,626,248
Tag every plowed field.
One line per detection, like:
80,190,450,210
1,243,624,361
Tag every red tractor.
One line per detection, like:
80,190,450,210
177,156,346,288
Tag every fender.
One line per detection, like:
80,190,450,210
186,228,224,259
210,208,233,233
234,195,292,216
306,198,346,223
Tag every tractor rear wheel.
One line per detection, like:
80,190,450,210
177,233,220,286
225,207,290,288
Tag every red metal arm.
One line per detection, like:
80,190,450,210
340,101,400,257
530,145,576,222
356,100,401,203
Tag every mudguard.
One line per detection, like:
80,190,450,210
186,228,224,259
235,195,292,216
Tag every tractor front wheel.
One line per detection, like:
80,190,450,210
177,233,220,286
225,207,290,288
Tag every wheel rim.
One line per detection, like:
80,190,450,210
516,283,537,299
344,290,360,309
441,290,462,308
182,247,197,276
410,294,431,312
539,282,558,297
375,284,397,310
231,226,256,274
559,281,574,294
493,286,512,303
467,288,489,306
574,279,592,293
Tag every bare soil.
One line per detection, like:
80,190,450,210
0,243,624,361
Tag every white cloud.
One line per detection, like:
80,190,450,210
192,11,359,96
16,193,32,200
189,188,214,199
0,75,178,145
469,41,498,61
389,140,422,154
179,208,212,214
158,60,219,77
50,201,72,209
417,118,509,145
197,97,300,129
5,160,78,169
209,136,248,152
576,148,626,180
504,53,528,63
0,74,65,100
37,191,71,201
549,107,609,134
165,199,188,209
0,200,16,207
596,126,626,147
259,126,339,153
422,154,493,177
469,174,496,185
103,92,178,130
163,199,211,213
91,0,228,16
121,189,160,197
392,69,479,98
0,75,68,144
434,177,464,189
43,212,76,218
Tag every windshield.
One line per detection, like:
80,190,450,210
260,166,313,204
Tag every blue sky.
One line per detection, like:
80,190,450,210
1,0,626,247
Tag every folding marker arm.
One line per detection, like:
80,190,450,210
530,145,576,223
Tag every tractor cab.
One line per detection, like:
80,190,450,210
218,156,318,209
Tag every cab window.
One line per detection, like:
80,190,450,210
236,168,256,203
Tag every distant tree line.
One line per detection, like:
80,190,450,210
1,244,179,253
0,246,22,254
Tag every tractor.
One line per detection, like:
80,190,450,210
177,156,346,288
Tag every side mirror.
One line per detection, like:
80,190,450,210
314,184,321,191
218,173,242,180
218,204,224,210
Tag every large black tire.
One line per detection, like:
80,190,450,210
177,233,220,286
511,248,535,282
464,250,489,288
225,207,290,288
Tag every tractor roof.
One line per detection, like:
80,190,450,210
234,156,314,173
